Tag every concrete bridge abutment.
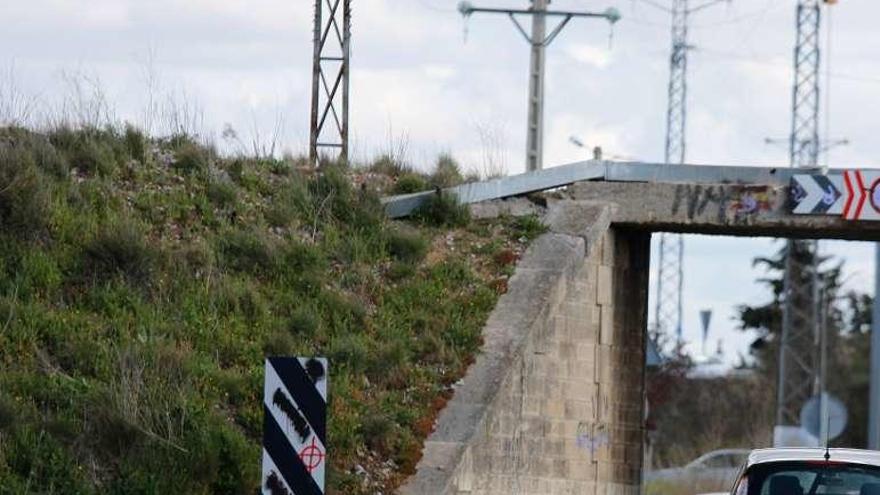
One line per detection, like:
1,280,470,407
393,166,880,494
400,201,650,495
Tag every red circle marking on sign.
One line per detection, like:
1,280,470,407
870,177,880,214
299,437,325,473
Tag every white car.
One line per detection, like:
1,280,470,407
730,448,880,495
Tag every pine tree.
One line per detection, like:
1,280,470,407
735,241,871,447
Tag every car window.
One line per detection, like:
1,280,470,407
747,462,880,495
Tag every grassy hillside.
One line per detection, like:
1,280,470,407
0,126,543,494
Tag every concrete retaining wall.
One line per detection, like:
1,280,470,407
399,201,650,494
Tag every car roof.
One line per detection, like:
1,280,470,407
747,448,880,468
693,449,751,461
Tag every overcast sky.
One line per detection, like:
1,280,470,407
3,0,879,367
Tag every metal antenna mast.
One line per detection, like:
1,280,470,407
310,0,351,166
655,0,727,347
776,0,824,436
457,1,621,172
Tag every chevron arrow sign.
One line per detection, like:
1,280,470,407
843,170,880,221
262,357,328,495
791,174,845,215
791,171,880,221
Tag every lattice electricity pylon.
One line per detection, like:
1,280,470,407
309,0,351,166
654,234,683,344
777,0,822,429
655,0,689,345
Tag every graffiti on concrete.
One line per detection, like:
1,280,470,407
576,422,609,455
672,184,777,223
729,188,772,216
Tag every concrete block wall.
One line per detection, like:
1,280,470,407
399,201,651,495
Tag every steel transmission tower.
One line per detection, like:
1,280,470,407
776,0,823,434
655,0,727,345
457,1,620,172
655,0,689,346
310,0,351,166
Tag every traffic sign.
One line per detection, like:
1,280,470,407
843,170,880,221
800,392,848,442
791,171,880,221
791,175,845,215
262,357,328,495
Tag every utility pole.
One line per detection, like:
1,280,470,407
655,0,727,347
310,0,351,166
527,0,549,172
776,0,824,442
870,245,880,449
457,1,621,172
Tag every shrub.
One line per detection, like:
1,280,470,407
215,228,276,275
282,239,324,270
386,228,428,264
169,240,215,277
214,276,266,320
392,173,428,195
205,180,237,208
361,413,395,454
351,189,387,231
123,124,147,162
289,305,320,336
17,249,63,299
430,153,463,188
309,165,354,222
264,330,296,356
0,144,50,240
369,154,409,177
327,333,369,373
0,393,17,431
414,191,470,228
0,127,69,178
320,290,367,331
513,214,547,240
269,158,293,176
58,132,119,176
387,261,417,281
266,189,301,228
83,220,158,286
173,141,209,174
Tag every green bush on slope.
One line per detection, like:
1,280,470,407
0,126,532,494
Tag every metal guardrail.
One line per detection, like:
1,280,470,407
382,159,836,218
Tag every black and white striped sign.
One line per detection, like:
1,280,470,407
262,357,328,495
791,174,845,215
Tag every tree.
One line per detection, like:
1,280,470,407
735,241,872,447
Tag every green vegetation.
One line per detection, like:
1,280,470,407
648,242,874,473
0,125,531,494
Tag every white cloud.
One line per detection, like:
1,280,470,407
565,44,613,69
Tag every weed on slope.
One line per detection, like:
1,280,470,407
0,126,542,494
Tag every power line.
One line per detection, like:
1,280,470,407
627,0,781,31
416,0,456,13
631,0,672,14
696,46,880,86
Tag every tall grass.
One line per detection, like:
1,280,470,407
0,122,528,494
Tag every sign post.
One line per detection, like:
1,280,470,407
262,357,328,495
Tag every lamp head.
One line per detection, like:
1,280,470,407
603,7,621,24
